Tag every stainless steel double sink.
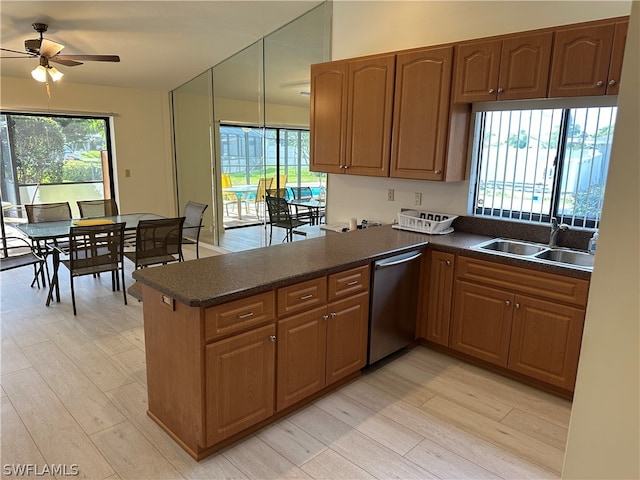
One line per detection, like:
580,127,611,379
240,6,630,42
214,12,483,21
472,238,594,270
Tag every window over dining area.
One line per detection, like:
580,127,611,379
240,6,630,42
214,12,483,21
470,100,617,229
0,112,114,218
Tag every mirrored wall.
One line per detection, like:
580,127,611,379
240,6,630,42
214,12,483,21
172,2,331,249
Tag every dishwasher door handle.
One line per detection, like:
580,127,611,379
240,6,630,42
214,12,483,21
374,252,422,270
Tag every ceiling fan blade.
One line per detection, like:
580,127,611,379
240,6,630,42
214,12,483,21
0,47,34,57
49,57,83,67
39,38,64,57
55,54,120,62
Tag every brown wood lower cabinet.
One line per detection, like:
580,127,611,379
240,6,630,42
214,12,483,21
205,323,276,446
419,253,590,393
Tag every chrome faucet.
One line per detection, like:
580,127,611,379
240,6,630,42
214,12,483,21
549,217,569,247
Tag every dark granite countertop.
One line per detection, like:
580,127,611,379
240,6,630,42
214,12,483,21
132,222,591,308
132,225,431,307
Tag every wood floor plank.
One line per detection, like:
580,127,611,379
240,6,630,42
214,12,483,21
106,381,248,480
90,420,183,480
361,367,437,407
300,449,375,480
22,341,126,435
0,335,31,374
93,333,138,356
341,379,557,479
421,395,565,474
314,391,424,455
256,419,328,467
288,404,437,479
1,367,115,480
406,437,501,479
110,347,146,377
1,397,51,479
222,435,312,479
500,408,569,451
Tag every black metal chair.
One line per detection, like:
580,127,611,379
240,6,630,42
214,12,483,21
124,217,185,269
181,201,208,260
0,236,49,288
265,195,308,245
54,222,127,315
77,198,119,218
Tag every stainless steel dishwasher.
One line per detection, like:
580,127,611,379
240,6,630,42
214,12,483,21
368,250,422,365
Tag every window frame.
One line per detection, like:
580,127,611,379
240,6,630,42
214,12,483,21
469,96,618,230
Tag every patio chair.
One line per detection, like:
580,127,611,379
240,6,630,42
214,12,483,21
254,177,274,219
181,201,208,260
54,222,127,315
0,235,49,288
77,198,119,218
289,186,314,222
265,195,308,245
124,217,185,269
25,202,72,285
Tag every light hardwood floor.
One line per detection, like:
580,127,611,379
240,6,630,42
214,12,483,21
1,243,571,480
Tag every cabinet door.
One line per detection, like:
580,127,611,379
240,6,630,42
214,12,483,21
498,32,552,100
205,323,275,446
276,306,327,411
424,251,455,346
508,295,585,391
451,280,513,366
453,39,502,103
390,46,453,180
326,292,369,385
345,54,395,177
549,23,615,97
310,61,348,174
606,20,628,95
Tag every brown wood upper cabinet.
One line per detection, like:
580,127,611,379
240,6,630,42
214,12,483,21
310,54,395,177
549,19,628,97
391,46,468,181
453,32,553,103
311,48,470,181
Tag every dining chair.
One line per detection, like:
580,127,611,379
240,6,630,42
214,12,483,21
289,186,314,222
124,217,185,269
181,201,208,260
25,202,72,286
55,222,127,315
77,198,119,218
265,195,308,245
0,235,49,288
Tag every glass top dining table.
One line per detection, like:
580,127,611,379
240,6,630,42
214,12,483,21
17,213,165,241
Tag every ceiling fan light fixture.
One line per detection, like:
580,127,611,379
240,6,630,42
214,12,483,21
48,66,63,82
31,64,47,82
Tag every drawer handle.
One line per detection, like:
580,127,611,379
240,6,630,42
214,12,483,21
347,280,359,286
300,294,314,300
238,312,254,319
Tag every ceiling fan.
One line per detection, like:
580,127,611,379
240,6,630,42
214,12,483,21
0,23,120,83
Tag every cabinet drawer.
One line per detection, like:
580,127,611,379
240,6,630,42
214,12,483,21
457,256,589,307
205,292,276,342
278,277,327,317
328,265,370,301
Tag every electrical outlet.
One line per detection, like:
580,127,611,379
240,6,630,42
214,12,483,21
387,189,394,201
414,192,422,205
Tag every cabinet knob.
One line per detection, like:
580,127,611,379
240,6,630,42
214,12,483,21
497,87,504,94
269,335,276,342
608,79,617,87
596,81,604,87
515,303,520,309
488,88,495,94
505,300,511,306
434,169,442,174
323,314,329,321
445,260,451,266
330,312,337,318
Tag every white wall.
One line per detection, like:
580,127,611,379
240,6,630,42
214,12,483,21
327,0,632,224
0,76,176,217
562,2,639,478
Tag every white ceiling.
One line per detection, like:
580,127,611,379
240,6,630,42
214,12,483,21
0,1,324,92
